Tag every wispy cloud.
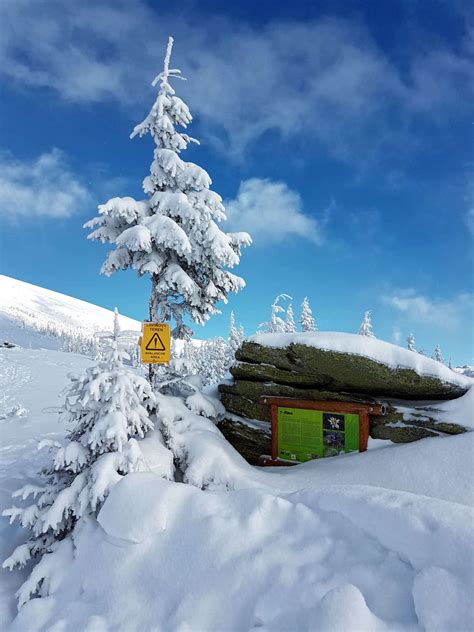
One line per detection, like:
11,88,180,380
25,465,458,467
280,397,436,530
0,1,472,165
225,178,322,246
0,148,91,221
383,289,473,329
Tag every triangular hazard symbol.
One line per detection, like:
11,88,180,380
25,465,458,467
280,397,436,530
145,332,166,351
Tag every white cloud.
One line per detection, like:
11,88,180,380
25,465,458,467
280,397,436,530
383,289,473,328
0,1,472,164
225,178,322,245
0,148,91,221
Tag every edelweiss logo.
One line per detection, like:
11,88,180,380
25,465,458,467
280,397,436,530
328,416,341,429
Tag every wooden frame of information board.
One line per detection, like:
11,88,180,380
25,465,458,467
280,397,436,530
259,397,384,466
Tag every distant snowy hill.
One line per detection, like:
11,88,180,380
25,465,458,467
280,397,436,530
0,275,141,350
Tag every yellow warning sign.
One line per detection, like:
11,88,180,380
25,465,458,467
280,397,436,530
140,323,170,364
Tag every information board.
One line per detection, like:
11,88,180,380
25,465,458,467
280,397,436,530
277,407,360,462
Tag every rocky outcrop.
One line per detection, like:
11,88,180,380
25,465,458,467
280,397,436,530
219,380,380,424
234,342,467,400
217,418,271,466
370,424,438,442
369,407,466,443
218,339,470,459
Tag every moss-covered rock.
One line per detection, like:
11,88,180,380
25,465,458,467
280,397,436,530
219,380,378,405
219,392,271,422
231,362,321,387
370,410,466,435
370,424,438,442
217,418,271,465
234,342,467,400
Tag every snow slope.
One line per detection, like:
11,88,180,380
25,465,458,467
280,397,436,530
0,275,141,349
1,345,473,631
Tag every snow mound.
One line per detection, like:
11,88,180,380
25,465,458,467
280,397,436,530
98,474,194,543
249,331,473,387
11,473,474,631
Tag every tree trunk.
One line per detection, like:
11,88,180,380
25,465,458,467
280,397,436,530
148,274,159,385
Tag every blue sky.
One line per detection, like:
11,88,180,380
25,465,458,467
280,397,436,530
0,0,473,363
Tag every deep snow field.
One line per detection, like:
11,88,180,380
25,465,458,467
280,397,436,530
1,336,473,631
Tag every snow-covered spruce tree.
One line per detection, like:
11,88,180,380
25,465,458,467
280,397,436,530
285,303,296,333
228,310,244,354
358,310,375,338
432,344,444,363
2,310,155,608
258,294,292,333
300,297,317,332
84,37,250,383
407,332,416,352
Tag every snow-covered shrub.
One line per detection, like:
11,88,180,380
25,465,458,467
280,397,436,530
190,337,233,386
300,296,317,332
358,310,375,338
2,311,155,608
258,294,292,333
85,37,251,380
151,339,200,396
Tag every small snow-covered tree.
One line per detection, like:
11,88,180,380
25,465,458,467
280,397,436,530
2,310,156,608
432,344,444,363
84,37,250,383
285,303,296,333
407,332,416,352
228,311,244,353
258,294,292,333
358,310,375,338
300,297,317,332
